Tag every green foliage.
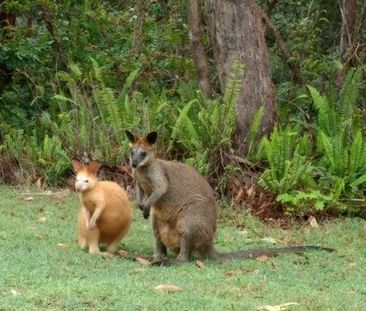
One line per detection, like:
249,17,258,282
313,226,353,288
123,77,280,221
310,68,366,193
259,68,366,214
167,61,243,174
258,127,313,194
1,0,366,218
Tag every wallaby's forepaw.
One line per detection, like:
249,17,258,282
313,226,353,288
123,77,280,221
87,220,96,230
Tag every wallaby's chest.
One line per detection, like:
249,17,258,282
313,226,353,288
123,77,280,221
134,168,156,195
81,192,104,212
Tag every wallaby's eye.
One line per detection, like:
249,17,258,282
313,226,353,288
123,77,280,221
140,151,147,157
85,179,89,183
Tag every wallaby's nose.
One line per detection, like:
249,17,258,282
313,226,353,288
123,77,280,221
132,161,138,168
143,207,150,219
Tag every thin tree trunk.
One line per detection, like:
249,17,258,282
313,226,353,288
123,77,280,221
187,0,212,99
0,0,16,91
41,5,67,69
130,0,147,57
266,0,279,17
337,0,357,86
203,0,276,153
339,0,357,60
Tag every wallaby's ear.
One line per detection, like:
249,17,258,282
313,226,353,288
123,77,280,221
72,160,83,172
146,131,158,145
125,130,136,144
87,162,101,175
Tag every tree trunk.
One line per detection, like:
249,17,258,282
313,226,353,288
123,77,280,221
41,5,67,69
339,0,357,60
0,0,16,91
203,0,276,153
130,0,147,57
337,0,358,86
187,0,212,99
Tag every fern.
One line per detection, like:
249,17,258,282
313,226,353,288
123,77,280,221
338,68,362,125
221,60,244,139
309,67,366,202
259,126,313,194
168,99,200,151
247,106,264,160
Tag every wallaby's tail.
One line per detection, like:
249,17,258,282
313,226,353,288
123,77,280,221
218,245,334,260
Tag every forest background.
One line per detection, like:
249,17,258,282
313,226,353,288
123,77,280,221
1,0,366,218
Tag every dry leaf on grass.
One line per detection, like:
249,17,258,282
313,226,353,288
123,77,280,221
20,190,70,202
256,255,270,262
38,216,47,223
257,302,299,311
36,177,43,190
135,257,152,266
129,268,145,275
195,260,205,269
154,284,182,293
10,289,18,296
57,242,68,248
308,216,319,228
261,237,278,244
225,271,234,279
115,250,129,257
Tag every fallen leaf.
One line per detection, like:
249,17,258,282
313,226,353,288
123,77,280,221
154,284,182,293
225,271,234,279
115,249,129,257
38,216,47,223
129,268,145,275
261,237,278,244
234,188,244,203
309,216,319,228
257,302,299,311
23,196,33,201
195,260,205,269
36,177,43,190
348,262,357,268
57,242,68,248
48,189,70,202
247,186,255,198
10,289,18,296
135,257,151,266
256,255,270,263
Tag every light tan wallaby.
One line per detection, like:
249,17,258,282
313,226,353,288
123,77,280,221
72,160,133,256
126,130,333,264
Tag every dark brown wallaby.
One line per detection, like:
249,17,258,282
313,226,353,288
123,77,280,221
125,130,334,264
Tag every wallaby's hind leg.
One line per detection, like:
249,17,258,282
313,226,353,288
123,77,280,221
176,233,191,262
106,234,129,257
152,216,167,261
200,243,218,260
78,235,88,250
87,228,101,254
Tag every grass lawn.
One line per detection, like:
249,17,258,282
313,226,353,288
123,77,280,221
1,184,366,311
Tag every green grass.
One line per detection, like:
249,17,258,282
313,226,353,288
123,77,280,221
0,184,366,311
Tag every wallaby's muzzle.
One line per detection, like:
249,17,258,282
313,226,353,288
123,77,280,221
143,207,150,219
